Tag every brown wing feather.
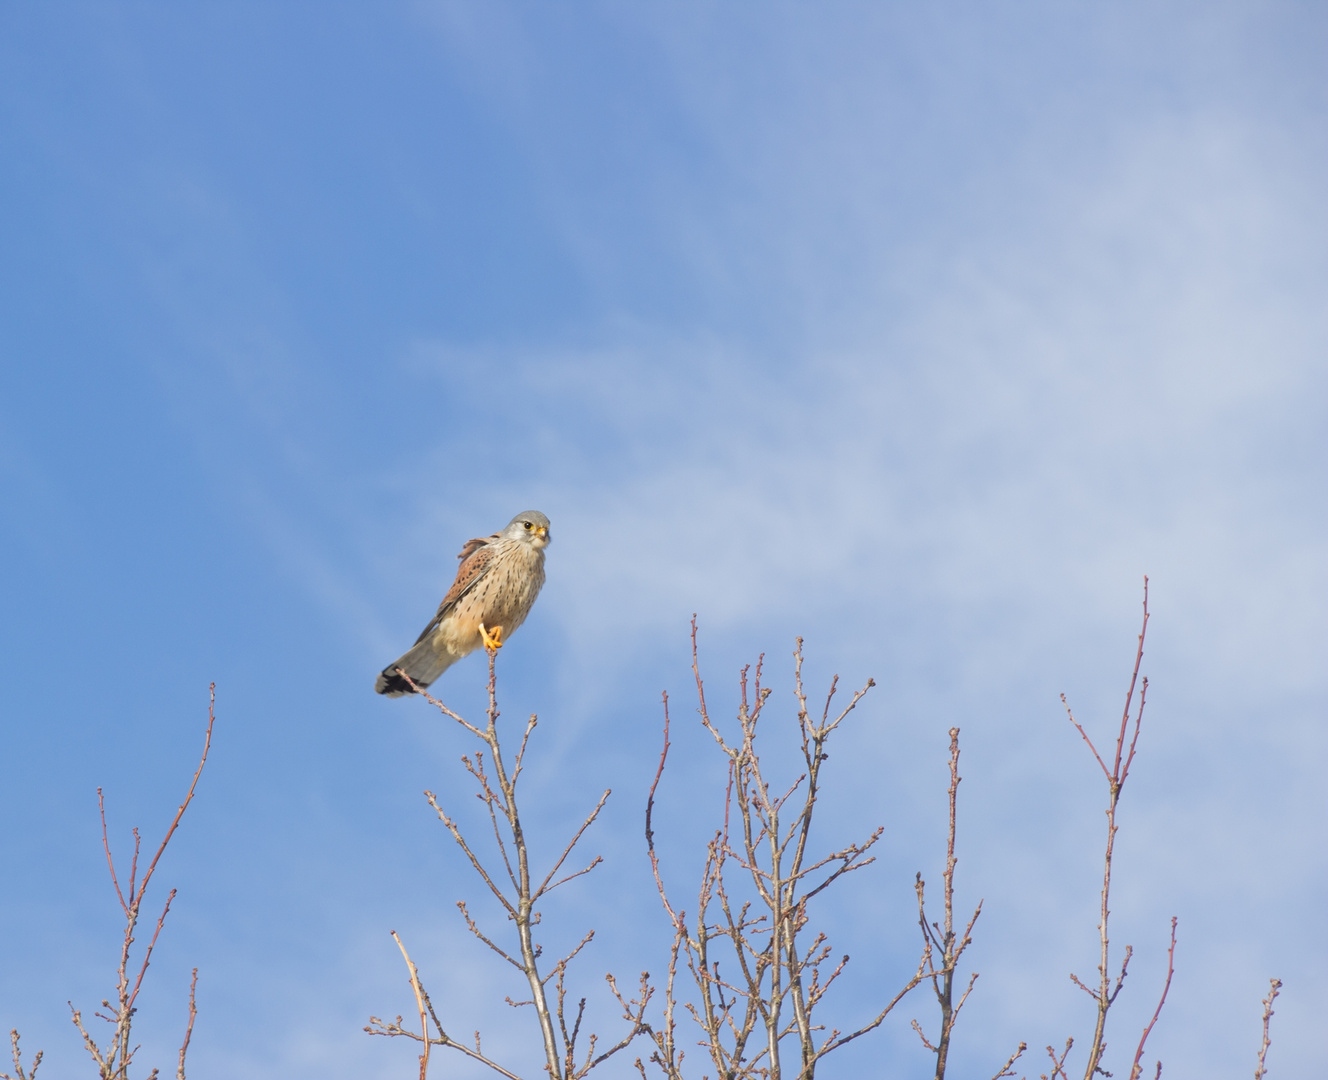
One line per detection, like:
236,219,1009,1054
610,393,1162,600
455,533,498,562
412,536,497,644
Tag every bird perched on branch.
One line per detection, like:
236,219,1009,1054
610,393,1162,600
375,511,551,697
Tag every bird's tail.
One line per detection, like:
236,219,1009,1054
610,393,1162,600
374,639,457,697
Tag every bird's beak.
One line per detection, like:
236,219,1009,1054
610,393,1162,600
536,525,549,540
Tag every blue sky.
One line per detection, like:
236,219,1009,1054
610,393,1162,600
1,4,1325,1077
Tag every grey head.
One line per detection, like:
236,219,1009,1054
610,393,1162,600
501,510,551,548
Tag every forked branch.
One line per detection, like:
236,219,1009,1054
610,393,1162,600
644,623,923,1080
913,727,984,1080
70,683,216,1080
1058,579,1179,1080
1,1031,41,1080
372,655,645,1079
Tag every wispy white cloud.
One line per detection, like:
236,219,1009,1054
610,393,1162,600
336,12,1328,1074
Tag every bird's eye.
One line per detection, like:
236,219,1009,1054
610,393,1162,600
523,521,533,530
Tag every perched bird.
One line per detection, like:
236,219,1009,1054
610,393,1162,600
375,511,551,697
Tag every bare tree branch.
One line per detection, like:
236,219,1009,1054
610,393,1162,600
175,969,197,1080
374,654,644,1079
70,685,216,1080
1254,978,1282,1080
644,625,922,1080
1055,579,1178,1080
913,728,984,1080
991,1041,1027,1080
1,1031,42,1080
1127,918,1177,1080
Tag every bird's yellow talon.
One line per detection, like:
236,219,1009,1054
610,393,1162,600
479,622,505,651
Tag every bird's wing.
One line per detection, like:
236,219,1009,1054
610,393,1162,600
455,533,497,563
412,535,499,644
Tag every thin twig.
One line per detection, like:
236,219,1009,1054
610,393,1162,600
1128,918,1177,1080
1064,580,1152,1080
72,684,216,1080
1,1031,42,1080
536,790,611,899
913,728,982,1080
393,932,432,1080
992,1041,1026,1080
1254,978,1282,1080
176,969,197,1080
1046,1037,1073,1080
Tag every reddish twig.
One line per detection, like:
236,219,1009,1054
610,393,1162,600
1128,917,1177,1080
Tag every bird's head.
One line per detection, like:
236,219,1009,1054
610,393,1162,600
505,510,551,549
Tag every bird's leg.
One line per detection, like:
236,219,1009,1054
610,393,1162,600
479,622,505,651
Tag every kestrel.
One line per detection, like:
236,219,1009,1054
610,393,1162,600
374,511,551,697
